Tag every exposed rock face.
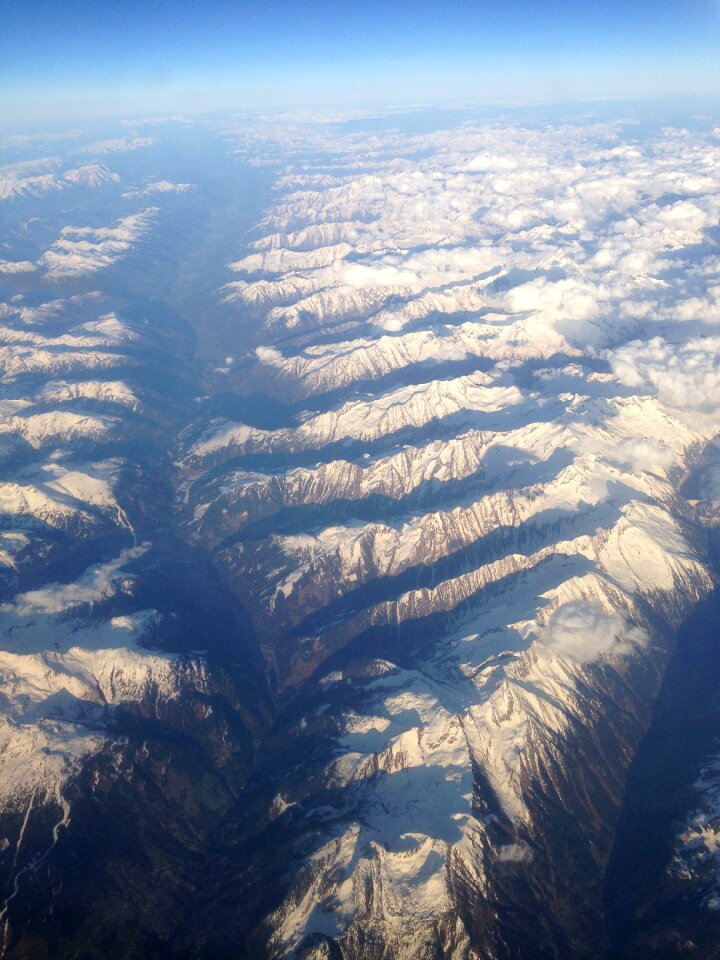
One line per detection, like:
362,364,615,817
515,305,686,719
1,110,720,958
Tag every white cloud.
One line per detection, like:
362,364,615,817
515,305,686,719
608,437,677,475
428,341,468,362
343,262,419,288
0,260,35,274
466,154,518,173
497,843,533,863
539,600,647,664
0,545,147,617
608,336,720,412
256,345,283,364
503,277,609,345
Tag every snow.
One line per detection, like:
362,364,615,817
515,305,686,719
76,136,155,154
0,532,30,570
186,373,523,461
39,458,122,511
122,180,191,198
6,110,720,956
0,162,119,202
39,209,157,279
263,320,574,399
671,756,720,911
0,543,201,810
188,421,255,457
38,379,141,410
186,114,720,955
0,410,118,448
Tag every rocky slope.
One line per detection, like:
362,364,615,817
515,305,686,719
1,108,720,958
174,111,720,959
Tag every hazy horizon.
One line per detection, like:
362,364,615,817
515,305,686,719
3,0,720,124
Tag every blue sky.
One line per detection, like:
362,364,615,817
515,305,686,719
2,0,720,122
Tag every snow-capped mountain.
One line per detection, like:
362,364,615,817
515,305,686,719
1,108,720,958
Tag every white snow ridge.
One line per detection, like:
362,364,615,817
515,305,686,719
177,114,720,958
3,109,720,960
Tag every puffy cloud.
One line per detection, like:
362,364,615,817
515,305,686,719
656,200,708,231
256,345,283,364
428,341,468,362
668,287,720,326
608,437,677,475
504,277,607,345
343,262,419,288
232,117,720,350
497,843,533,863
466,154,518,173
608,336,720,412
539,600,647,664
0,546,147,617
0,259,35,273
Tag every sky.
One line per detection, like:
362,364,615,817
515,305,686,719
2,0,720,123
